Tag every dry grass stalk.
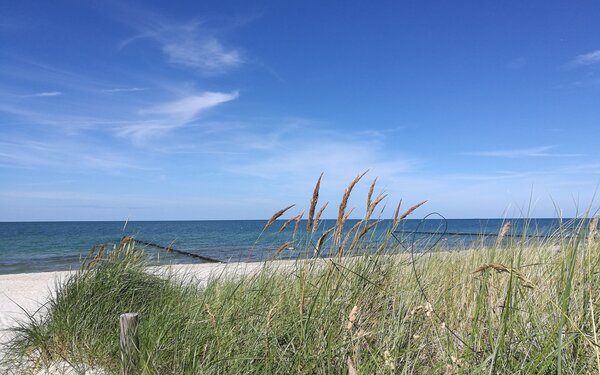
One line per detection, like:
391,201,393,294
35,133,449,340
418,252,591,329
278,216,296,233
347,305,359,332
589,215,599,247
397,200,427,222
312,202,328,232
347,357,357,375
293,211,304,238
383,350,395,371
274,241,292,256
341,220,364,249
350,220,381,249
264,204,295,230
315,227,334,255
495,222,512,246
343,207,355,222
365,192,387,221
346,305,360,375
410,302,433,317
367,177,377,208
307,173,323,232
473,262,533,288
335,171,368,242
473,263,510,273
393,200,402,225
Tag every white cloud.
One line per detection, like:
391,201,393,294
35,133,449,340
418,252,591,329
461,146,582,158
141,91,239,120
119,15,244,75
163,37,243,74
569,50,600,67
27,91,62,97
117,91,239,142
99,87,147,93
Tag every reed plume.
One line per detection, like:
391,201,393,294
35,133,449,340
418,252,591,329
314,227,334,255
307,173,323,232
278,216,296,233
274,241,292,256
341,220,364,249
396,200,427,222
343,207,355,223
347,305,359,332
349,220,381,249
393,200,402,225
312,202,328,232
473,262,533,288
264,204,295,230
366,177,377,208
293,211,304,238
496,222,512,247
365,192,387,222
335,171,368,243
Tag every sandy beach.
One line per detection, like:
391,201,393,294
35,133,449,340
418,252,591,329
0,270,72,341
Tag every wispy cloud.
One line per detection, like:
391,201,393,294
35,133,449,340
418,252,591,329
569,50,600,68
461,146,582,158
0,139,153,173
141,91,239,120
117,91,239,142
162,36,243,74
25,91,63,97
118,14,244,75
222,122,417,186
99,87,147,93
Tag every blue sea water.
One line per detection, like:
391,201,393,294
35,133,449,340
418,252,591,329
0,219,576,275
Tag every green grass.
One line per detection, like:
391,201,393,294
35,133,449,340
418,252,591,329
2,173,600,374
3,223,600,374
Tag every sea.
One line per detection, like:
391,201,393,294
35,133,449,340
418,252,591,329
0,218,580,275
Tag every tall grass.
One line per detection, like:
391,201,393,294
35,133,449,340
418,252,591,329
2,175,600,374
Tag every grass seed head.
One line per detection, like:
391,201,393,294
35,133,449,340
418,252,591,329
264,204,296,230
292,211,304,238
335,171,368,242
496,222,512,246
312,202,328,232
347,305,359,332
397,200,427,222
307,173,323,232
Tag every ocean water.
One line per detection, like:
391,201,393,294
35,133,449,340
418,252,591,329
0,219,576,275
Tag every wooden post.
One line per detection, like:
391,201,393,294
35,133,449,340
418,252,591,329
120,313,139,375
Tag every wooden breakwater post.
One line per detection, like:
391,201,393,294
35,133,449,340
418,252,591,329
120,313,140,375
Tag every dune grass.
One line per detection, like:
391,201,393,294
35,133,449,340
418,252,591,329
3,175,600,374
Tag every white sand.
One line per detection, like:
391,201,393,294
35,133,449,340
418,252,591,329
0,270,73,339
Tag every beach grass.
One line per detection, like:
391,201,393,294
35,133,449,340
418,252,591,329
3,176,600,374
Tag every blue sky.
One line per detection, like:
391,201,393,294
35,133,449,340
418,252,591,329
1,1,600,221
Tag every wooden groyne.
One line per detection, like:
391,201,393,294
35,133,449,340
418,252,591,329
132,239,224,263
